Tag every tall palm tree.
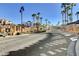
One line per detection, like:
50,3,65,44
61,3,71,24
57,21,60,26
35,12,41,32
61,10,65,25
76,11,79,20
45,19,48,26
20,6,24,32
70,3,76,22
26,21,32,27
61,3,66,24
40,17,43,25
32,13,36,25
66,5,71,23
48,21,51,26
37,12,40,23
68,13,72,23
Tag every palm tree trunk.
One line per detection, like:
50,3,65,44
77,14,78,20
40,19,42,25
62,12,64,24
21,12,23,33
64,6,67,24
33,17,35,26
67,10,69,23
65,11,66,24
71,7,73,22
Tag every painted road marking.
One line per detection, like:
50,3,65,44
49,44,53,46
44,45,48,48
46,43,50,46
52,43,58,45
60,48,67,50
40,53,47,56
55,49,62,52
47,51,56,55
39,47,43,49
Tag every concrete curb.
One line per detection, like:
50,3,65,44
6,34,30,38
67,40,77,56
67,37,78,56
76,38,79,56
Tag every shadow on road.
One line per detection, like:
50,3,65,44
6,33,54,56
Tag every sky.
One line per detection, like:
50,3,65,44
0,3,79,25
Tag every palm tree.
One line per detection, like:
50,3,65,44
45,19,48,26
57,21,60,26
37,12,40,23
48,21,51,26
68,13,72,23
61,3,66,24
37,12,40,15
76,11,79,20
32,13,36,25
40,17,43,25
61,10,65,25
20,6,24,32
26,21,32,27
61,3,71,24
70,3,76,22
66,5,71,23
35,12,41,32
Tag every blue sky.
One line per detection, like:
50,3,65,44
0,3,79,25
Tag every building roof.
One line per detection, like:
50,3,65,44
67,20,79,25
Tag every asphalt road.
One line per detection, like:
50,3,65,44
7,30,70,56
0,33,47,56
0,27,71,56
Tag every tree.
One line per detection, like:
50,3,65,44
26,21,32,27
70,3,76,22
48,21,51,26
61,3,66,24
76,11,79,20
68,13,72,23
45,19,48,26
61,3,69,24
66,5,71,23
61,3,71,24
37,12,40,23
32,13,36,25
40,17,43,25
61,10,65,25
20,6,24,32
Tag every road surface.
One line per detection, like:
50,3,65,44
0,28,71,56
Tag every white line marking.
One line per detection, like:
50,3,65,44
40,53,47,56
49,44,53,46
60,48,67,50
57,42,63,44
70,37,78,41
46,43,50,46
39,47,43,49
44,45,48,48
52,43,58,45
47,51,56,55
55,49,62,52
